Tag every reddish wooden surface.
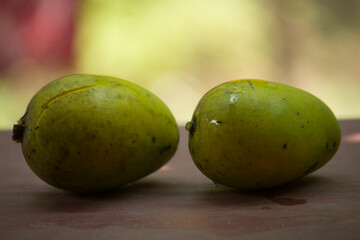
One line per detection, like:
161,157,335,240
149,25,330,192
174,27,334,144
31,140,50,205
0,120,360,239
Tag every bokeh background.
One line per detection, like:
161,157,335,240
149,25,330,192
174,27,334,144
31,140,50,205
1,0,359,130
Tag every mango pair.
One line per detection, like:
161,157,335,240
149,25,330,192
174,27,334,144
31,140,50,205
13,75,340,193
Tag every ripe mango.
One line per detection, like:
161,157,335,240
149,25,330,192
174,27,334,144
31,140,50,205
13,74,179,193
186,79,341,190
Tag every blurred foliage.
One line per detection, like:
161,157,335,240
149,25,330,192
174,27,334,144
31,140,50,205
1,0,360,129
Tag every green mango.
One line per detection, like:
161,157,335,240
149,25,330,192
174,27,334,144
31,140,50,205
186,79,341,190
13,74,179,193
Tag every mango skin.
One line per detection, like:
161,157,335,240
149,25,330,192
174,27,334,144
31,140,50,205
15,74,179,193
187,79,341,190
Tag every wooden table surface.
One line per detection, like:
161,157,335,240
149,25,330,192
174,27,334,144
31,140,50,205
0,120,359,240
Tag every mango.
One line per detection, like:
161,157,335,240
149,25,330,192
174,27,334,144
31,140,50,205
13,74,179,193
186,79,341,190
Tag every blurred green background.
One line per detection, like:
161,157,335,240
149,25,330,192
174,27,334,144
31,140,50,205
1,0,359,130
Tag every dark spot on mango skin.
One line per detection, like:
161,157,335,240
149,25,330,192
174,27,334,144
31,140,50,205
160,145,172,155
325,141,337,152
304,161,320,175
247,81,255,91
152,137,156,143
282,143,287,150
